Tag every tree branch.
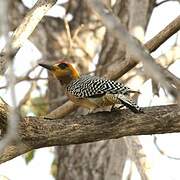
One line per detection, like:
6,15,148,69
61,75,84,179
0,101,179,164
145,15,180,53
0,0,57,75
102,15,180,81
87,0,180,100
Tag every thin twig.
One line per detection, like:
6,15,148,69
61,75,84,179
74,36,93,59
153,135,180,160
64,18,73,53
18,68,44,107
155,0,180,7
18,82,35,108
0,76,47,90
0,64,47,89
72,24,84,41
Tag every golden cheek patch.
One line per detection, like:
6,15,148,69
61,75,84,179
53,67,67,77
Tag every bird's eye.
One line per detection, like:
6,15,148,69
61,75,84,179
58,63,68,69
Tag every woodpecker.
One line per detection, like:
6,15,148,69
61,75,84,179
39,61,143,113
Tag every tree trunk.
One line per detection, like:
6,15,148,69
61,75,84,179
56,1,156,180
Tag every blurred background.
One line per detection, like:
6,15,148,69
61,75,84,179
0,0,180,179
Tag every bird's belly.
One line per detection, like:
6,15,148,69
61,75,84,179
66,93,116,109
66,94,98,109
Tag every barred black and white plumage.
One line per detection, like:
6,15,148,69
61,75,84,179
67,75,131,97
66,75,142,113
39,62,143,113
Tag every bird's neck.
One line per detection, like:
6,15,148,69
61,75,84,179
58,71,79,86
56,67,80,86
58,76,74,86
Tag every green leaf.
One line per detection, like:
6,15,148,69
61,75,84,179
51,159,58,178
24,150,35,165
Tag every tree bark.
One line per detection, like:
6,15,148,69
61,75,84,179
0,102,180,164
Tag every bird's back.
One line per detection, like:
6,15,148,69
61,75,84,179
66,74,131,98
66,75,142,113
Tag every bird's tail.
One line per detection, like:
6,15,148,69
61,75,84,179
117,94,143,113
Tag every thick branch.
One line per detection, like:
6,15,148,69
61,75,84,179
0,103,180,164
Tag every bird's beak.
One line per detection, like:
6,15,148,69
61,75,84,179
39,63,53,71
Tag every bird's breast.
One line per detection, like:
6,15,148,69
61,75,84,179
66,91,117,109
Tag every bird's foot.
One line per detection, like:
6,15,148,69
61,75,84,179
111,105,124,112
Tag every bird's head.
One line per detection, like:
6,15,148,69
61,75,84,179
39,61,80,85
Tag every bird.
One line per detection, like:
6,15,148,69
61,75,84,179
39,61,143,113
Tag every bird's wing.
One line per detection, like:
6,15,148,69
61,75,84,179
67,75,131,98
